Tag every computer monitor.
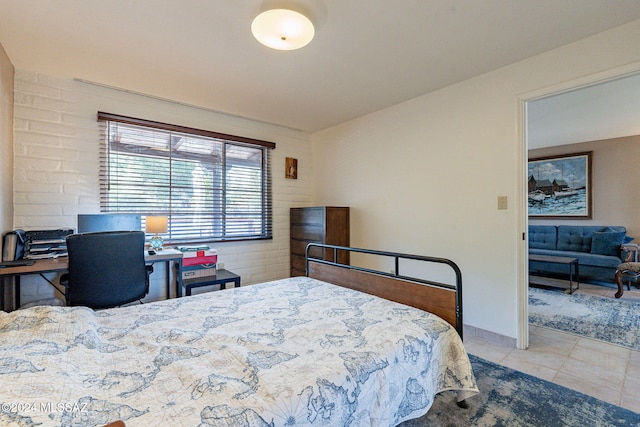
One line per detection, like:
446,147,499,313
77,214,142,233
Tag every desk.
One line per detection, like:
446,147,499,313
0,249,184,310
144,248,184,299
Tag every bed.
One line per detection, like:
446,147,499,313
0,244,478,426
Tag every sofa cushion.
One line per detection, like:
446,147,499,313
557,226,594,253
556,225,626,253
591,229,626,256
528,225,557,250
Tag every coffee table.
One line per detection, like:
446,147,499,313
529,254,579,294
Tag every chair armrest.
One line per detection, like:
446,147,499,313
144,265,153,293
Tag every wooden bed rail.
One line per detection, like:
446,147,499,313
305,243,463,339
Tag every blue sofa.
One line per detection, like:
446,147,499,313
529,225,633,282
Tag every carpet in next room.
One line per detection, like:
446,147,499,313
528,286,640,350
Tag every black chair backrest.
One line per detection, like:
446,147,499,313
65,231,148,309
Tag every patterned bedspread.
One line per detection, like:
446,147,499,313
0,276,478,427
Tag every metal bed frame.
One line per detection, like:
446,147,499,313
305,243,464,339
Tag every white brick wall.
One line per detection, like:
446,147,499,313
13,70,314,305
0,43,13,238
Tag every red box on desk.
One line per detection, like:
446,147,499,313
181,249,217,280
182,250,218,267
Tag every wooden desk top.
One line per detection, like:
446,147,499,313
0,258,69,276
0,249,184,277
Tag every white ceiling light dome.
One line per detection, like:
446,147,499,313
251,8,315,50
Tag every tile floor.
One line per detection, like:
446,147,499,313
465,282,640,414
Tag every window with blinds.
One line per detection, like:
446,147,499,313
97,112,275,243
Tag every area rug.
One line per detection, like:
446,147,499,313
528,286,640,350
400,355,639,426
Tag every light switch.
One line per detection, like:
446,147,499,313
498,196,508,210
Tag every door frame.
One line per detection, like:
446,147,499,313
516,62,640,349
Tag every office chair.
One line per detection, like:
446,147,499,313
61,231,153,309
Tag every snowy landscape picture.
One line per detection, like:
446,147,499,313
528,152,592,218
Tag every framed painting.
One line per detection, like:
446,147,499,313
528,151,592,219
285,157,298,179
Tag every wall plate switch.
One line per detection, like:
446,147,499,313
498,196,508,210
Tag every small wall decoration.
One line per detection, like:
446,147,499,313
528,151,592,219
285,157,298,179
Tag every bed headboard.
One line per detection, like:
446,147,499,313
305,243,463,339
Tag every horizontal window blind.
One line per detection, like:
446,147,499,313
98,112,274,243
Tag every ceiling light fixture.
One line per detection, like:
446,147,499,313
251,8,315,51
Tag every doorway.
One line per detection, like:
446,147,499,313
521,69,640,347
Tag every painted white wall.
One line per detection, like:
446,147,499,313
0,43,13,237
13,72,314,305
311,20,640,340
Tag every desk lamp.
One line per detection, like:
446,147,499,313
146,216,168,251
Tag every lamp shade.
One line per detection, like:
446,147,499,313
251,9,315,50
146,216,168,234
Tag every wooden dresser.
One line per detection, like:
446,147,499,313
290,206,350,277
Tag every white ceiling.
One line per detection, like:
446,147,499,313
1,0,640,134
527,72,640,149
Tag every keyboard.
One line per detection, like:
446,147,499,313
0,259,35,268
